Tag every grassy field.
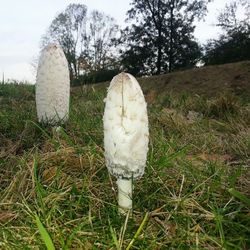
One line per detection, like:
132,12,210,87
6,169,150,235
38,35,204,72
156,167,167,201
0,68,250,249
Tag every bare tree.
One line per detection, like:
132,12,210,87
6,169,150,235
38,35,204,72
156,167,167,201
41,5,119,80
41,4,87,79
217,0,250,34
81,10,119,72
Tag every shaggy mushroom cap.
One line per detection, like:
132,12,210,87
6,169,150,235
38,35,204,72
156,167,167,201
36,43,70,125
103,72,149,179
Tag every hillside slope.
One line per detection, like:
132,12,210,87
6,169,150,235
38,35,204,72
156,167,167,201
137,60,250,100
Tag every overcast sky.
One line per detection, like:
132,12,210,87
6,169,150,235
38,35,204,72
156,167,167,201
0,0,238,83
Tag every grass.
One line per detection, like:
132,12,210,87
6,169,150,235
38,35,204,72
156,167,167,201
0,80,250,249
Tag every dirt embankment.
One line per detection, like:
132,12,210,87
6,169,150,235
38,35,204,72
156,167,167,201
138,60,250,99
73,60,250,101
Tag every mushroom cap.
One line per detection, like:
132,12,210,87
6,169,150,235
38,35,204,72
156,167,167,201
36,43,70,125
103,72,149,179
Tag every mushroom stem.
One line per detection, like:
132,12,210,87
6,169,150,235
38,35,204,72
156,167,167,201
117,178,133,215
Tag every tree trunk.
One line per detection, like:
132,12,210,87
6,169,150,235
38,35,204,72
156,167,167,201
156,0,162,75
156,29,162,75
169,0,174,72
73,59,78,79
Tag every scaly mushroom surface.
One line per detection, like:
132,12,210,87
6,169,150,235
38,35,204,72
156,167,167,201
36,44,70,125
103,72,149,214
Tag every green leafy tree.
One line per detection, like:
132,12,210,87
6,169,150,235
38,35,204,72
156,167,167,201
119,0,211,75
203,29,250,65
203,0,250,65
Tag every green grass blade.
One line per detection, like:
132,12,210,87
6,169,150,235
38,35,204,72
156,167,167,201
125,212,149,250
109,223,121,250
228,188,250,206
35,214,55,250
28,120,51,140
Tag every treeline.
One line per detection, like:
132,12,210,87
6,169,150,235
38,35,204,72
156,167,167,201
41,0,250,85
203,0,250,65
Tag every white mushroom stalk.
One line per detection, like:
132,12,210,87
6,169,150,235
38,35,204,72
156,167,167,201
103,72,149,214
36,44,70,126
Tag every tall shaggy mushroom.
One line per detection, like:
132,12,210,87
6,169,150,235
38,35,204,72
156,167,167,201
36,44,70,125
103,72,149,214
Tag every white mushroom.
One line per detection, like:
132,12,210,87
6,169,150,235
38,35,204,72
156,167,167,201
36,44,70,125
103,72,149,214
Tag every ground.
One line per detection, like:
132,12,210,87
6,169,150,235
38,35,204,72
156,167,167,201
0,61,249,249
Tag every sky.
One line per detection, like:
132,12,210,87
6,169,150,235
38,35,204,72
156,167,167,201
0,0,239,83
